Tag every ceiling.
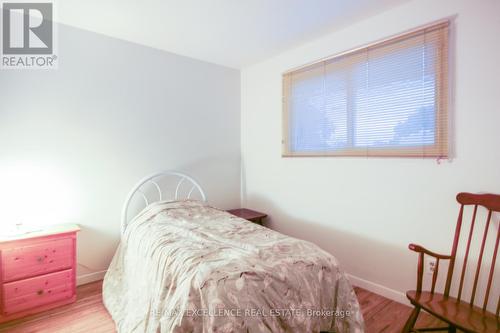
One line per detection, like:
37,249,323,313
57,0,410,69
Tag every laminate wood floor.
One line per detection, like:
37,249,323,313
0,281,446,333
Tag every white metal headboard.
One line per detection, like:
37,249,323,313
121,171,206,234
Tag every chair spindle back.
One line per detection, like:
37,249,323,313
443,193,500,314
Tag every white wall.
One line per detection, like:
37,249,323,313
0,23,241,284
241,0,500,305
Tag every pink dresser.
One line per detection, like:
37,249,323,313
0,224,79,323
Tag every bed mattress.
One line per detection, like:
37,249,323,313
103,200,364,332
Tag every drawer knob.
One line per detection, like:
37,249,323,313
37,289,44,295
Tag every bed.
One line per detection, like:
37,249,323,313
103,171,364,332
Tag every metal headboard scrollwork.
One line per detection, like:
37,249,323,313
121,171,206,234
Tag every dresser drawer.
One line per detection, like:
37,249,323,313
1,238,73,282
2,269,74,315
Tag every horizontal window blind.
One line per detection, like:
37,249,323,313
283,21,449,157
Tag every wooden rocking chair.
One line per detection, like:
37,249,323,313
403,192,499,333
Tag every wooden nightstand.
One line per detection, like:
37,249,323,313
227,208,267,225
0,224,80,323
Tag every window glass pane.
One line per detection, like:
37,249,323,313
290,67,351,152
354,43,437,148
290,69,328,152
324,71,348,150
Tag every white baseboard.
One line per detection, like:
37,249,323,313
348,274,410,306
77,270,107,286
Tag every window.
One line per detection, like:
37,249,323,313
282,21,449,157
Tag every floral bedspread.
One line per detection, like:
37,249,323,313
103,200,364,332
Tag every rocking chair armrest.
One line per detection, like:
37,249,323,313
409,243,452,293
408,243,452,260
